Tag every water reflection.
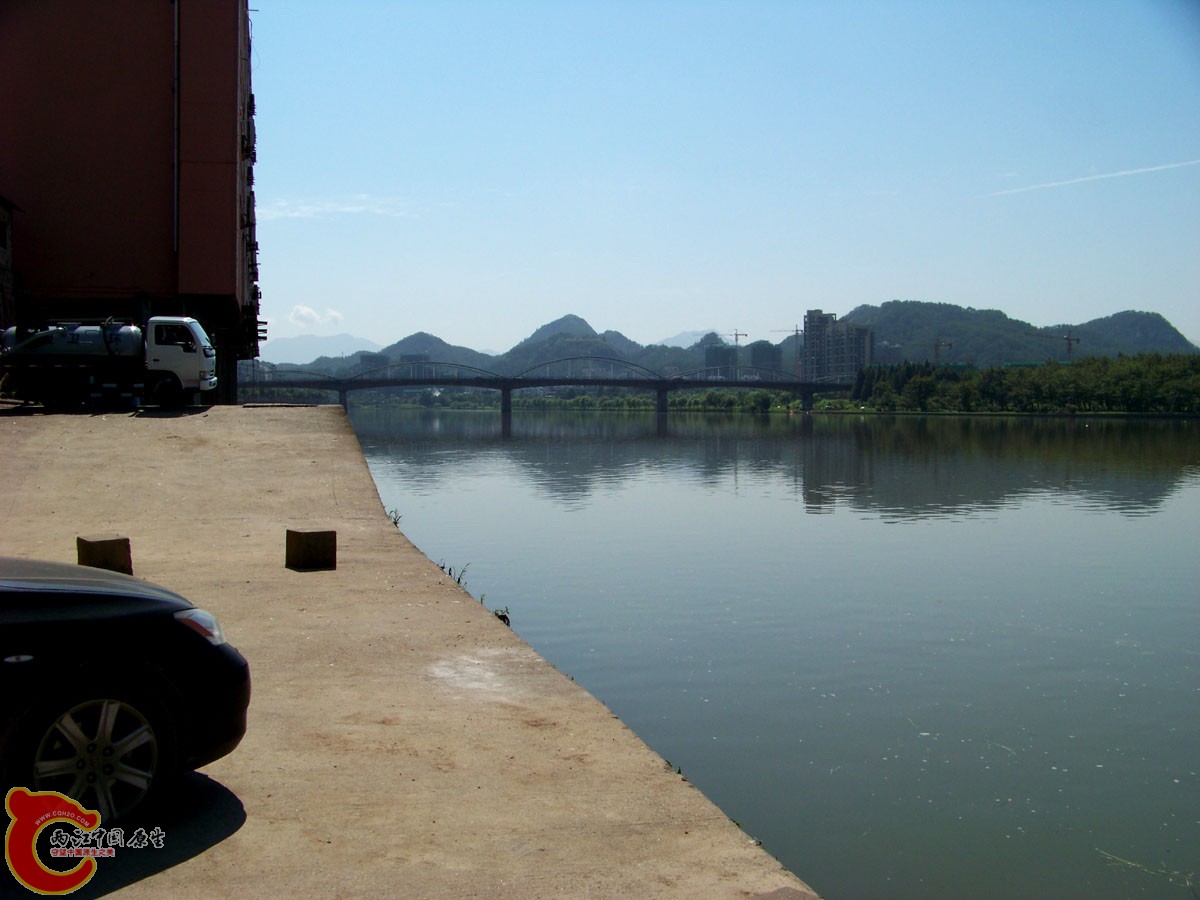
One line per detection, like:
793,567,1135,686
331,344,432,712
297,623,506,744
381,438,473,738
353,407,1200,900
351,409,1200,519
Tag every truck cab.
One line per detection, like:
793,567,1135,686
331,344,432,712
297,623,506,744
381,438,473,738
147,317,219,401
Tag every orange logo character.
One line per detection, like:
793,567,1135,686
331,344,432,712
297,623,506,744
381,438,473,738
4,788,101,895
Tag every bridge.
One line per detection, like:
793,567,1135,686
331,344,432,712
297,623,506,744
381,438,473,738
248,357,855,434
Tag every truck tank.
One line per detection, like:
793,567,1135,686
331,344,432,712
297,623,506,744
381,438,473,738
2,323,144,358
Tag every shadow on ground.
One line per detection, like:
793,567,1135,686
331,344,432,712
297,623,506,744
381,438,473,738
0,402,215,418
53,773,245,898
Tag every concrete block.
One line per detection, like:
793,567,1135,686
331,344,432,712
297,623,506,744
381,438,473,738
286,528,337,571
76,534,133,575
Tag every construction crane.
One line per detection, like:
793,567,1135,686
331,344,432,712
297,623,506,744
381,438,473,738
771,325,803,377
705,330,748,349
1027,329,1081,360
703,331,747,380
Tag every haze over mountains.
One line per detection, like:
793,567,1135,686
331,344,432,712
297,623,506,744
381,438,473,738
260,322,715,365
258,302,1198,372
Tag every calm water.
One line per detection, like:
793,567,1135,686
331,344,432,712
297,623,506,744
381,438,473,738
351,409,1200,900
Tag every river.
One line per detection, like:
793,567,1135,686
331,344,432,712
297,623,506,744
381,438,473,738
350,408,1199,900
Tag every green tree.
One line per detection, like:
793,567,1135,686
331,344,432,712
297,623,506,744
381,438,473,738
870,380,898,411
901,375,937,411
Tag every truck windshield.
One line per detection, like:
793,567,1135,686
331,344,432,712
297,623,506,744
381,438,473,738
189,322,217,358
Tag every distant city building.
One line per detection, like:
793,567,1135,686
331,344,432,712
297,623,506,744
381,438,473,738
398,353,431,375
704,343,738,379
803,309,873,382
748,340,783,373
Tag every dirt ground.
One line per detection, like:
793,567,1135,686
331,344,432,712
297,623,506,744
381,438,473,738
0,403,820,899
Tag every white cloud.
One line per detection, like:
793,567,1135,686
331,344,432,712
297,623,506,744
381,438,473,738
258,194,414,221
992,159,1200,196
287,305,345,330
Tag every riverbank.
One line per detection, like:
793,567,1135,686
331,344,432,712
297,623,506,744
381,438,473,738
0,402,818,899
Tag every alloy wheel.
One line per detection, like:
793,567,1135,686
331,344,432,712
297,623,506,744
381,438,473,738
33,698,159,822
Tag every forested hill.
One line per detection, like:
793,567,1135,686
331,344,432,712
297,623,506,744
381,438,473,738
844,302,1197,367
257,305,1197,377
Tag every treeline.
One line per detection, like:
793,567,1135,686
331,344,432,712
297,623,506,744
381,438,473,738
479,387,786,413
426,387,784,413
240,354,1200,415
238,383,792,413
852,354,1200,414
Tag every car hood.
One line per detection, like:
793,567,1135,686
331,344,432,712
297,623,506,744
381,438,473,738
0,556,194,611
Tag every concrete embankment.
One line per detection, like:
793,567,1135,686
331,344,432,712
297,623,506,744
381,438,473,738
0,404,820,899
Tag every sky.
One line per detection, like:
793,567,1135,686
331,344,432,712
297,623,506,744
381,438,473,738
249,0,1200,353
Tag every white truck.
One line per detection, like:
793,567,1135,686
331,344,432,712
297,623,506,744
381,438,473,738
0,316,217,408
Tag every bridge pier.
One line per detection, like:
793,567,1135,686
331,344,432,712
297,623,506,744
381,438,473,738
656,387,669,436
339,389,349,410
500,387,512,438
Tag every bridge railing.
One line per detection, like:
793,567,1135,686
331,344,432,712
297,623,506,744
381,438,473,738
673,365,803,384
264,360,506,383
514,356,668,380
254,356,857,392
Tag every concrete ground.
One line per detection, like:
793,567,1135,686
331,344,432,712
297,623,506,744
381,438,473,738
0,403,821,900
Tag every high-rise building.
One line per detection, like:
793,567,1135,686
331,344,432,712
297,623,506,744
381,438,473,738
748,340,783,373
803,309,873,382
704,343,738,379
0,1,263,403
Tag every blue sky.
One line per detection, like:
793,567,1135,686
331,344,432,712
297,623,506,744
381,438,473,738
250,0,1200,352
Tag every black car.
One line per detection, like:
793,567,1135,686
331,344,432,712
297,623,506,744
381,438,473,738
0,557,250,822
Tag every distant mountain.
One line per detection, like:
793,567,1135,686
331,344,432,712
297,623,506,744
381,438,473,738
513,314,597,349
260,333,381,365
1073,311,1197,355
249,305,1197,381
501,332,627,375
376,332,495,371
599,330,642,356
843,301,1198,367
497,315,694,374
656,330,713,348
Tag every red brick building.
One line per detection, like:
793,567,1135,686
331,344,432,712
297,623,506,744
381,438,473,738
0,0,264,402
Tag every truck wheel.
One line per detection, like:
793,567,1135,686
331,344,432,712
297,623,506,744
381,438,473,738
151,376,183,409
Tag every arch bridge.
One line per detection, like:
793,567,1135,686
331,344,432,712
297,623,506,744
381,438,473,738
253,356,854,433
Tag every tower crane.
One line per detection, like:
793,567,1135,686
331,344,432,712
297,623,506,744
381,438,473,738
1027,329,1081,360
704,331,747,381
771,325,803,377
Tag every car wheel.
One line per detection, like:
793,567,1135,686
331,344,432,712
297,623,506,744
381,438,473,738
30,697,172,823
